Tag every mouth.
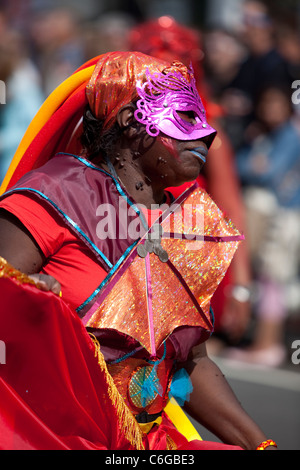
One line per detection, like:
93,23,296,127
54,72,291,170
189,146,208,164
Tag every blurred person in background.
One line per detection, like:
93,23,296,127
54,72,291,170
0,12,44,183
129,16,252,350
203,28,248,103
233,0,290,100
84,11,136,60
204,0,291,152
0,8,7,37
28,7,85,95
231,83,300,367
203,27,250,152
276,21,300,90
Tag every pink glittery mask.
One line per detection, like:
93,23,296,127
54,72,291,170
134,66,216,142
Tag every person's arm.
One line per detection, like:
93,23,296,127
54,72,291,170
182,342,273,450
0,209,61,294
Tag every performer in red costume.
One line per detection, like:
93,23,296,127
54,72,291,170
129,17,252,339
0,51,276,451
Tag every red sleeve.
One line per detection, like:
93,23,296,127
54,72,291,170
0,193,108,311
0,193,67,257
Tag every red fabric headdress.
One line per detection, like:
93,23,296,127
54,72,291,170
128,16,204,87
0,52,169,194
86,51,168,129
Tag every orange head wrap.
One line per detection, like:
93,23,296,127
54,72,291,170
1,51,192,193
86,51,176,129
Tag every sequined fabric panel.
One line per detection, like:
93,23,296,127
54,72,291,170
88,255,150,347
86,188,243,353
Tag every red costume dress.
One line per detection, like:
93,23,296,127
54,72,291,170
0,153,242,450
0,52,243,450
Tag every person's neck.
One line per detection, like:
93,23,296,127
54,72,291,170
121,177,166,209
99,158,167,209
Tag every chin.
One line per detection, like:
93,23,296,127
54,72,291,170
168,163,203,188
183,166,202,182
172,176,199,189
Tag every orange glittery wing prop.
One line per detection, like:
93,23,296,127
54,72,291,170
83,185,244,355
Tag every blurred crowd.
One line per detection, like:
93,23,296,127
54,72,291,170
1,0,300,368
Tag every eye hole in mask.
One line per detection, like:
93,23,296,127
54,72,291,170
134,65,216,143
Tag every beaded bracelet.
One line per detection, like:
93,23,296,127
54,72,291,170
256,439,278,450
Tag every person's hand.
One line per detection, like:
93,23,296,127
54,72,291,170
28,273,62,296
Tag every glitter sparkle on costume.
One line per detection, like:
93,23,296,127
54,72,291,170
85,187,243,354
